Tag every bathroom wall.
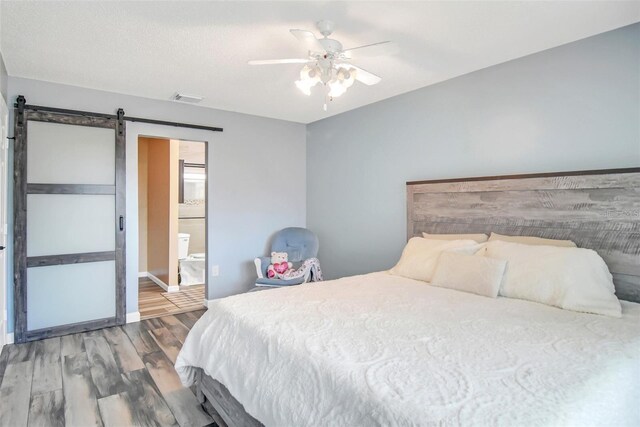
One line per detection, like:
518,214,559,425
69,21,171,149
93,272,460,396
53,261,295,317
179,220,205,255
178,140,206,256
144,137,180,286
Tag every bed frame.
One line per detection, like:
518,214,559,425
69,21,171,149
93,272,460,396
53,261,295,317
194,369,262,427
197,167,640,425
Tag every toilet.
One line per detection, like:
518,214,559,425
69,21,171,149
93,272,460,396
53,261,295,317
178,233,190,260
178,233,206,286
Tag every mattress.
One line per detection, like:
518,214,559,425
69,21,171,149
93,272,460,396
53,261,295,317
175,272,640,426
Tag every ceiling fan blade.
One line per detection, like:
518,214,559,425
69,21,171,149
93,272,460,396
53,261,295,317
290,29,325,52
337,63,382,85
248,58,311,65
342,41,395,59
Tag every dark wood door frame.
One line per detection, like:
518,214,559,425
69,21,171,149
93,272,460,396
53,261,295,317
13,96,127,343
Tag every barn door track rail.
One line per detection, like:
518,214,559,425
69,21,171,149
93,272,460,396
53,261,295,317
14,95,224,133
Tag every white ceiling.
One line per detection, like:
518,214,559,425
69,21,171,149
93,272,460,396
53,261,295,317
2,1,638,124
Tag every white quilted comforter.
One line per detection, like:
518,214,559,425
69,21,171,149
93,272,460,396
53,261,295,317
176,272,640,426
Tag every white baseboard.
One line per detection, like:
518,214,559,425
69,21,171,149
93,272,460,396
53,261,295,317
126,312,141,323
147,272,166,288
203,299,215,309
138,271,148,278
6,332,13,345
147,272,180,293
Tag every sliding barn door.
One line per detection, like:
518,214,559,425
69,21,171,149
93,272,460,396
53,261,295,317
14,99,126,343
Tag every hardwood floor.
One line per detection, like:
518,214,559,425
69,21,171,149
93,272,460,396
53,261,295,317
139,277,205,320
0,310,215,427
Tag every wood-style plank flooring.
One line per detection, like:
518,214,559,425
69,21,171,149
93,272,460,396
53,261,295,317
0,310,215,427
139,277,205,320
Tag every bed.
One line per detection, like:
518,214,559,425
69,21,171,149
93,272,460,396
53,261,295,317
176,168,640,426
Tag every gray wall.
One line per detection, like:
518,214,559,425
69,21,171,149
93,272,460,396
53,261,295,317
0,54,6,104
0,3,5,103
6,77,306,332
307,23,640,280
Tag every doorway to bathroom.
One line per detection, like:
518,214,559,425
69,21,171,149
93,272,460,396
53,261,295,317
137,136,207,319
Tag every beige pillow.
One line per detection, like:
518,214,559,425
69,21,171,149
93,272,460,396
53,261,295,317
422,232,489,243
484,240,621,317
389,237,481,282
488,232,576,248
431,252,507,298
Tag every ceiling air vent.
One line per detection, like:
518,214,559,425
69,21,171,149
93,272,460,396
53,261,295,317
173,93,204,104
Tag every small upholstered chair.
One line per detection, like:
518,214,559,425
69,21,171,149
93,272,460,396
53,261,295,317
254,227,319,287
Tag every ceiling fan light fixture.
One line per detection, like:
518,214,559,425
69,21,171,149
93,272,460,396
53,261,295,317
299,65,309,79
299,64,314,81
344,68,357,87
295,79,313,96
328,79,347,98
310,67,321,83
249,20,387,109
335,68,354,89
300,64,321,90
319,69,331,84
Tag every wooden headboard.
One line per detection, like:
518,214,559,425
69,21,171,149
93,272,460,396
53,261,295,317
406,168,640,302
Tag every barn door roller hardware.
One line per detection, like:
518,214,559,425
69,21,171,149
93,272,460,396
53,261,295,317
16,95,26,128
116,108,125,136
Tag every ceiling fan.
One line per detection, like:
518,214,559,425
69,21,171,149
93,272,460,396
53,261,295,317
248,20,393,110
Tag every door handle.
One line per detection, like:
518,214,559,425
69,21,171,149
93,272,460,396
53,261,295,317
119,216,124,231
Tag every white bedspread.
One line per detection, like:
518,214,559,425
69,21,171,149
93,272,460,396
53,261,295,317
176,272,640,426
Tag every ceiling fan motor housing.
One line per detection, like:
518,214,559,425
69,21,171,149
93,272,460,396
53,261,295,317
316,20,335,37
319,38,343,55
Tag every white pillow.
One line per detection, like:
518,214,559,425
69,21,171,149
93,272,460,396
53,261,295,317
389,237,481,282
483,240,621,317
431,252,507,298
488,232,576,248
422,232,489,243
